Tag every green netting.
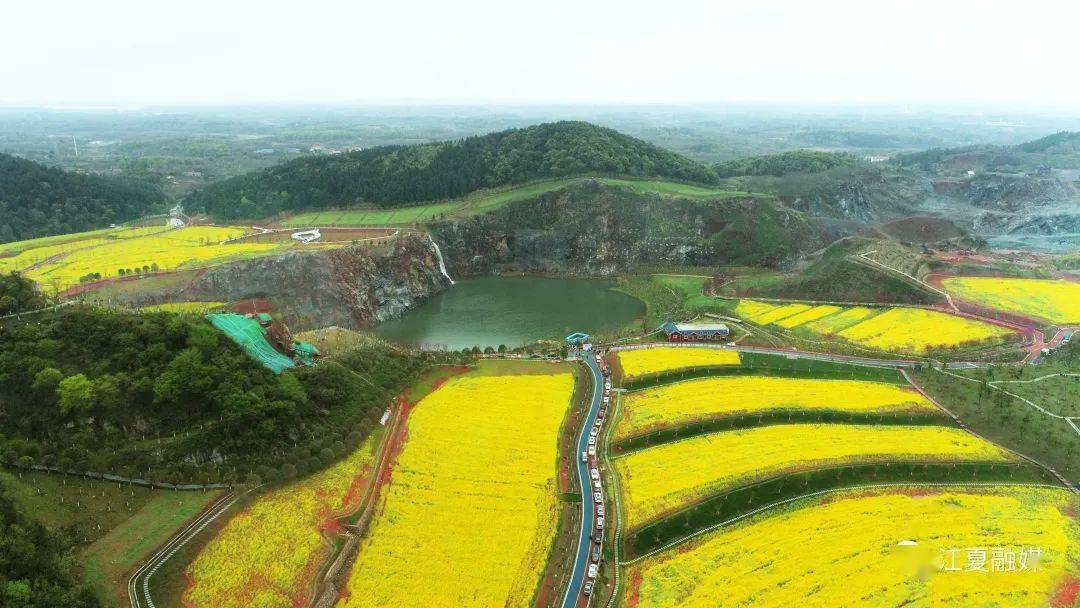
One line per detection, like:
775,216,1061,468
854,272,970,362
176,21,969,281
206,313,296,374
293,341,320,366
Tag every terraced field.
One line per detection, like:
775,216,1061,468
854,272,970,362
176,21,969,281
186,432,383,608
623,486,1079,607
613,376,939,441
616,346,741,380
613,423,1011,529
337,366,574,607
734,299,1014,354
942,276,1080,324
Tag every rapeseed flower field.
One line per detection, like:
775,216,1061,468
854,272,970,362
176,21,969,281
733,299,1012,354
617,347,741,380
187,432,383,608
25,226,276,290
614,376,937,440
614,424,1011,529
338,371,574,608
943,276,1080,324
624,487,1079,607
837,308,1012,354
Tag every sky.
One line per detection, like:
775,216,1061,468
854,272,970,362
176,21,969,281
3,0,1079,107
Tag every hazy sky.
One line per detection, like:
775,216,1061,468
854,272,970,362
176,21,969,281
3,0,1079,107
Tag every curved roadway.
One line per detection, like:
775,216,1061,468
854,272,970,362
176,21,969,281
561,351,604,608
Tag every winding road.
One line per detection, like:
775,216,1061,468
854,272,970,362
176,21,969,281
560,350,605,608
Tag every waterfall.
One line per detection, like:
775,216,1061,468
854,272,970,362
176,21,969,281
428,237,455,285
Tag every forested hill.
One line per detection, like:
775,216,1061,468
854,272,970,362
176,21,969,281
714,150,862,178
183,121,719,220
0,153,163,243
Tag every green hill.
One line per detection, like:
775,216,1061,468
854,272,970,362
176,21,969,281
0,153,164,244
183,121,719,220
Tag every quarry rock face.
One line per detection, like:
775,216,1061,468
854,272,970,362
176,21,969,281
187,235,449,330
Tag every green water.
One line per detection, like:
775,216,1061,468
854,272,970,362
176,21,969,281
374,276,644,350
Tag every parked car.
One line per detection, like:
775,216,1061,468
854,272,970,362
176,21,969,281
590,468,600,480
597,516,605,529
597,504,605,516
588,445,596,456
592,545,602,562
589,426,599,437
594,491,603,503
588,564,598,578
583,581,594,596
588,435,596,445
593,479,602,490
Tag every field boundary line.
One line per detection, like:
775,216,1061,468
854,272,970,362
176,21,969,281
617,481,1067,566
602,389,625,608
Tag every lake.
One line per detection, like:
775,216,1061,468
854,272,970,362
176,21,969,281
374,276,645,350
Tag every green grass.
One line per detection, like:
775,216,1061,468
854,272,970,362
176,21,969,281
911,368,1080,482
82,491,220,607
653,274,733,312
281,176,766,227
0,469,220,607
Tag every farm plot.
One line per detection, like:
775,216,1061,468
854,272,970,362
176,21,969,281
613,424,1011,530
24,226,278,290
614,376,938,441
734,299,1013,354
186,431,383,608
837,307,1012,354
338,370,574,608
616,347,741,380
623,486,1079,608
942,276,1080,324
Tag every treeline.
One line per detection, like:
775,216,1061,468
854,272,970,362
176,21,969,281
0,484,99,608
0,153,164,244
714,150,862,178
183,121,719,220
0,300,436,484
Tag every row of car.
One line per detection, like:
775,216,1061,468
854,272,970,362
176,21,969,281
583,353,615,598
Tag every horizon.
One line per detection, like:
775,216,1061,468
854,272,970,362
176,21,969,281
5,0,1080,107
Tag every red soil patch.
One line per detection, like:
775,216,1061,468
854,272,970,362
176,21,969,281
180,572,199,608
624,569,644,608
1051,575,1080,608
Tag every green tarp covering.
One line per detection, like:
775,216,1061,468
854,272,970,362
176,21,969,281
206,313,296,373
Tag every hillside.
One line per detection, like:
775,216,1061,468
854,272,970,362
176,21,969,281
0,153,164,244
714,150,862,178
0,302,430,483
430,180,818,275
183,121,719,220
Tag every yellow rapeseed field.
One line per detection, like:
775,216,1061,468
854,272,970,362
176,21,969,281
774,304,842,328
26,226,275,290
614,376,938,440
943,276,1080,324
733,299,776,319
614,424,1011,529
0,238,112,274
751,302,811,324
139,301,227,313
187,432,383,608
617,347,741,379
338,371,574,608
838,307,1012,354
803,305,879,333
624,486,1079,608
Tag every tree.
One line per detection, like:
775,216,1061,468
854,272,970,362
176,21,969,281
497,344,507,353
58,374,95,415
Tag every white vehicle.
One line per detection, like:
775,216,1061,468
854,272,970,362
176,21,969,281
590,468,600,480
588,435,596,446
589,426,599,437
597,516,605,528
581,451,588,463
597,504,605,516
593,479,602,490
603,395,610,404
588,563,598,578
588,445,596,456
604,381,611,390
593,491,603,504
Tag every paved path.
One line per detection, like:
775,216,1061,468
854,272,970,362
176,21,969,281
560,352,604,608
